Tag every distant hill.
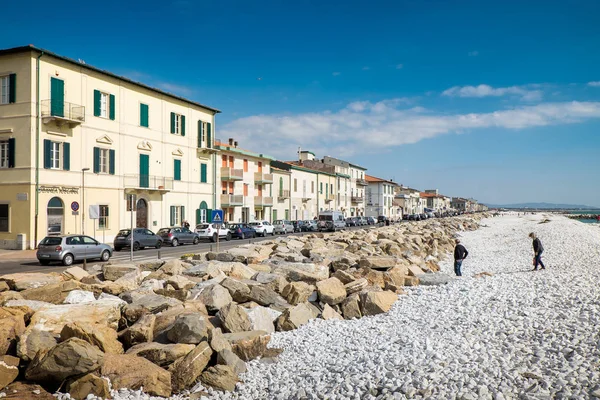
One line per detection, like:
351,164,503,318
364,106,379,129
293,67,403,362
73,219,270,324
486,202,600,210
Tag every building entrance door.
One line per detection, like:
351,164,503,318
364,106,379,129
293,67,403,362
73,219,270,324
136,199,148,228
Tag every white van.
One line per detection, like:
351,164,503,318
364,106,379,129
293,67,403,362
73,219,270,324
317,211,346,232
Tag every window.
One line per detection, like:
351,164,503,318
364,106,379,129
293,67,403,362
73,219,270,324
93,90,115,120
170,205,185,226
243,159,248,172
170,112,186,136
0,74,15,105
294,179,297,192
174,159,181,181
99,205,109,229
140,103,149,127
50,142,60,169
0,139,14,168
311,181,314,193
198,120,205,147
0,204,8,232
100,92,108,117
200,163,207,183
93,147,115,175
243,183,249,196
320,182,323,194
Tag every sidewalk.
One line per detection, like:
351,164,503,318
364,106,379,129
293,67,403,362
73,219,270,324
0,249,37,261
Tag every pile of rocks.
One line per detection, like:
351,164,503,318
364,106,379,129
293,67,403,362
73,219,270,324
0,216,484,398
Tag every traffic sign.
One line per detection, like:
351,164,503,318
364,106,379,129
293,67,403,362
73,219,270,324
211,209,224,225
71,201,80,212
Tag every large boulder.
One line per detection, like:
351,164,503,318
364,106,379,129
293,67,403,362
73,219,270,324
359,256,398,270
194,284,232,312
248,285,286,307
417,273,454,286
275,303,319,331
360,290,398,316
0,309,26,356
101,353,171,397
281,281,315,306
315,277,346,305
19,280,80,304
208,328,232,353
0,355,19,390
269,262,329,283
0,273,62,291
170,341,213,392
102,264,139,281
245,306,277,333
2,382,54,400
120,314,156,349
167,313,210,344
67,373,111,400
344,278,368,295
217,349,246,374
218,303,252,333
341,293,362,319
62,267,89,281
407,264,425,277
25,338,105,382
385,266,409,287
122,293,182,323
60,321,123,354
201,365,238,392
220,278,251,303
322,303,344,320
231,332,280,361
63,290,96,304
126,342,195,367
16,329,57,361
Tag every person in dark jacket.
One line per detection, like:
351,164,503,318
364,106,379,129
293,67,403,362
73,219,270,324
529,232,546,271
453,239,469,276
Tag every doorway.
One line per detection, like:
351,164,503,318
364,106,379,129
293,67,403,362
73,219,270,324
136,198,148,228
47,197,64,235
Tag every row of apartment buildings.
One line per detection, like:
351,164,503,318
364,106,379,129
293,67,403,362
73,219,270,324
0,45,486,250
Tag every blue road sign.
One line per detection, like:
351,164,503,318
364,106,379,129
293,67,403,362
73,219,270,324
71,201,80,212
211,209,224,225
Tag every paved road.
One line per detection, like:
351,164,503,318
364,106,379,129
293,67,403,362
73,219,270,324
0,227,377,276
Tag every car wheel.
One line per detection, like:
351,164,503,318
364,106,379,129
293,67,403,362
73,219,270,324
193,237,199,245
100,250,110,262
171,238,179,247
133,242,140,251
114,247,122,252
62,253,74,266
271,231,275,236
253,232,256,238
39,260,50,266
212,233,218,243
226,233,232,241
155,241,162,249
241,232,245,240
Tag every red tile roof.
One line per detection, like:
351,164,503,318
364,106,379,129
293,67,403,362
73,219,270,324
365,174,396,184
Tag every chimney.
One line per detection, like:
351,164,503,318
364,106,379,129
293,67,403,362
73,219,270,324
228,138,234,146
234,141,238,148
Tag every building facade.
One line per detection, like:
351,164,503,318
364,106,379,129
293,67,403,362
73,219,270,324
0,46,219,249
365,175,398,218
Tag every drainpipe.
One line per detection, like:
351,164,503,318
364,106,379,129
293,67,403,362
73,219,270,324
288,173,292,220
316,174,319,217
34,51,44,249
212,116,216,212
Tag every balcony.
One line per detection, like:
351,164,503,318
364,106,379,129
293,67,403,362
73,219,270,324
355,178,368,186
301,193,311,202
254,172,273,184
254,196,274,208
220,167,244,181
351,195,364,203
41,100,85,128
123,174,173,192
277,190,290,200
324,194,335,202
221,194,243,207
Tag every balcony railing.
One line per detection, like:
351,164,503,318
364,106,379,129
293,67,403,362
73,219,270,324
254,172,273,184
41,100,85,127
123,174,173,191
220,167,244,181
221,194,244,207
277,190,290,200
254,196,273,207
324,194,335,202
351,195,363,203
355,178,368,186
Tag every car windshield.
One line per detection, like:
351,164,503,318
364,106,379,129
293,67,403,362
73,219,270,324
248,222,260,226
196,224,210,229
319,215,333,221
40,237,62,246
273,220,283,225
118,229,131,236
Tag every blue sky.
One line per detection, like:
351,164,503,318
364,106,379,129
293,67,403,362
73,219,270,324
3,0,600,206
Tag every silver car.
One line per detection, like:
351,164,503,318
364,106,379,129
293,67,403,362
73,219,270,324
37,235,113,266
273,219,294,234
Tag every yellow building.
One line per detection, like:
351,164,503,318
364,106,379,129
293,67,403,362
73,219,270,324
0,45,220,249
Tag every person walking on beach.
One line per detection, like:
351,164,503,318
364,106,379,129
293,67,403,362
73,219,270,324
453,239,469,276
529,232,546,271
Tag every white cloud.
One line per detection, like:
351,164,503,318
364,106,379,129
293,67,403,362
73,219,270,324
442,84,543,101
395,64,403,69
157,82,194,96
588,81,600,87
468,51,479,57
332,72,341,76
220,100,600,159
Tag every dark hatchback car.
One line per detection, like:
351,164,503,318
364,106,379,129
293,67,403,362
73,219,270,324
228,224,257,239
114,228,162,251
157,227,200,246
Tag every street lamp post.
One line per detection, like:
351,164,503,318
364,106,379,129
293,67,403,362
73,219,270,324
81,168,90,234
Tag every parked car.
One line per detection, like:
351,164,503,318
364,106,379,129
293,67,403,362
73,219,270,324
157,227,199,246
357,216,368,226
273,220,294,234
377,215,387,224
345,217,357,227
291,220,302,233
366,216,376,225
228,223,257,239
300,220,318,232
317,211,346,232
195,223,231,242
114,228,162,251
37,235,113,266
248,221,274,237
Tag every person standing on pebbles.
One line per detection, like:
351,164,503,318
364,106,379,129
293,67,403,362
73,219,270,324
529,232,546,271
453,239,469,276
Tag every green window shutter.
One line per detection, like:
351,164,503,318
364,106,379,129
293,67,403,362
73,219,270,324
109,149,115,175
197,120,202,147
8,138,15,168
93,147,100,173
8,74,16,103
43,140,51,169
93,90,101,117
196,208,201,225
174,159,181,181
207,122,212,148
140,104,149,127
109,94,115,120
63,142,70,171
170,206,175,226
181,206,185,222
207,209,212,223
200,163,207,183
181,115,186,136
170,112,175,134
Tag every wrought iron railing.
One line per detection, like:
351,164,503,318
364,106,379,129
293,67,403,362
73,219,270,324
123,174,173,190
41,100,85,122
